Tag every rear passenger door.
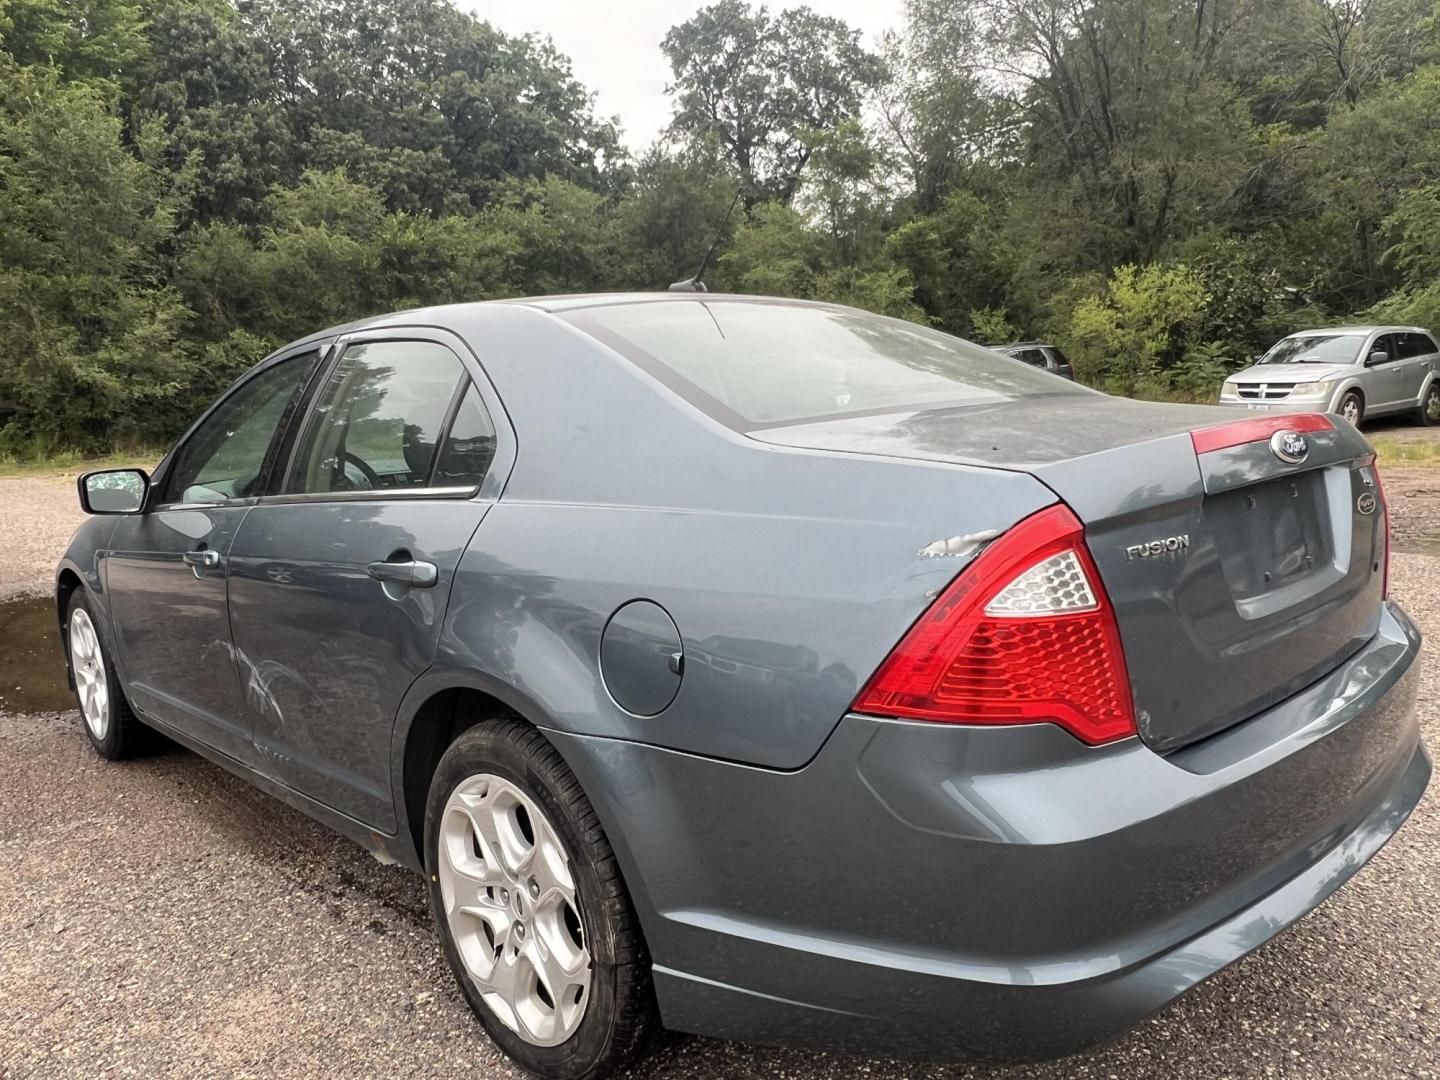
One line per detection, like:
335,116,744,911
1042,347,1074,379
1391,331,1438,407
225,330,514,830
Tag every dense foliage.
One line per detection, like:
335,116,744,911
2,0,1439,452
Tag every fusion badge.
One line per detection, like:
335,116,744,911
1125,535,1191,560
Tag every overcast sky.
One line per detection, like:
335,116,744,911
460,0,904,152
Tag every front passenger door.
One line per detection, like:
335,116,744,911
106,349,319,760
226,333,511,830
1363,334,1403,410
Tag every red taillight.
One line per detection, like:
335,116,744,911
1374,460,1391,599
852,504,1137,745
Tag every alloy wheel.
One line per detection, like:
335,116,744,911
1341,395,1361,424
69,607,109,740
437,773,591,1047
1426,385,1440,422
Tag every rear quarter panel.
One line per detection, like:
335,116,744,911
421,306,1059,768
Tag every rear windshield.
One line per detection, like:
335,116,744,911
1258,334,1364,365
565,300,1083,428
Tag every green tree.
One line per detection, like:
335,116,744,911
0,0,149,83
0,64,192,451
1064,263,1209,394
662,0,883,205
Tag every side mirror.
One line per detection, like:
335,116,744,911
1367,349,1388,366
78,468,149,514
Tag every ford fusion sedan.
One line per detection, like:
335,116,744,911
1219,325,1440,425
58,295,1427,1078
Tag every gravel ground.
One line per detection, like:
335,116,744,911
1,461,1438,1079
0,476,86,600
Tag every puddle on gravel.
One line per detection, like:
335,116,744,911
0,596,73,713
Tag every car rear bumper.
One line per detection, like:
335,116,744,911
548,601,1427,1062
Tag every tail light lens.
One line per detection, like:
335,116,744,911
852,504,1136,745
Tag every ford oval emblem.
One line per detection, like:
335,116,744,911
1357,492,1377,516
1270,429,1309,465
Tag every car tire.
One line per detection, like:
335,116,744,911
424,717,659,1080
1337,390,1364,427
1415,382,1440,426
65,589,147,759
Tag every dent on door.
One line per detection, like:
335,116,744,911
224,498,488,830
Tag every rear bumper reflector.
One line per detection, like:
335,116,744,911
1190,412,1334,455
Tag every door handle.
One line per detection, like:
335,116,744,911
182,549,221,575
366,559,438,588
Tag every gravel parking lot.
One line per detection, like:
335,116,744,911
2,462,1438,1080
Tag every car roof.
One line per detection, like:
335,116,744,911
292,292,840,345
1289,325,1429,336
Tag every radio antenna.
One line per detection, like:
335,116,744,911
668,190,742,292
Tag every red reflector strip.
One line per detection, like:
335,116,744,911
1190,412,1333,455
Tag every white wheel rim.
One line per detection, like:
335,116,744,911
1343,397,1360,423
438,773,591,1046
69,608,110,740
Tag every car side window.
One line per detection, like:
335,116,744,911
1394,332,1435,359
161,353,313,505
1045,347,1071,367
1368,336,1396,365
290,340,467,494
432,381,497,488
1013,349,1046,368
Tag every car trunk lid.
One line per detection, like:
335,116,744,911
1038,415,1384,752
754,399,1386,752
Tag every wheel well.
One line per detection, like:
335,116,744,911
56,569,82,628
1344,386,1365,405
401,686,517,863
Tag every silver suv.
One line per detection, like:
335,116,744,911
1219,325,1440,426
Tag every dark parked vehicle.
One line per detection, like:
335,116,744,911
59,295,1427,1078
995,340,1076,379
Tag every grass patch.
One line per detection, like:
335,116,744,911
1371,435,1440,466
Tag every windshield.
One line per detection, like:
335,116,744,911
1258,334,1364,365
565,300,1083,428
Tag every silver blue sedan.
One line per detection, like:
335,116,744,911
57,295,1428,1078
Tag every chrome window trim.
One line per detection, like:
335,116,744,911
257,485,482,507
274,327,514,505
144,497,261,513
